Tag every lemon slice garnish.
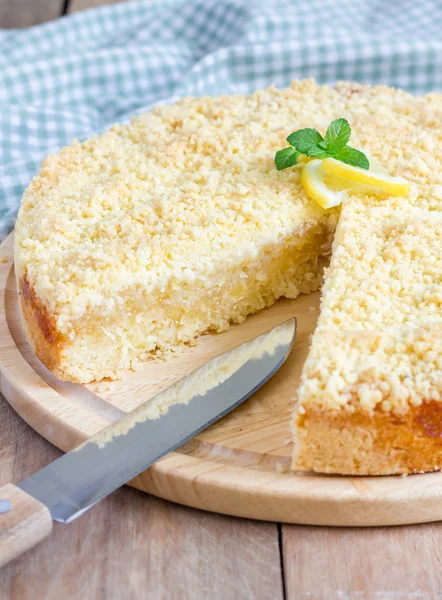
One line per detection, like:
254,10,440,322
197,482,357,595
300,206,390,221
301,157,410,209
321,158,410,198
301,159,348,209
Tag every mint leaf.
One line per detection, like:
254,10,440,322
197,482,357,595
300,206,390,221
324,118,351,153
287,128,323,153
318,140,328,149
306,145,330,159
334,145,370,170
275,147,300,170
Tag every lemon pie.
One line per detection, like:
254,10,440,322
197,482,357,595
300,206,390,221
14,79,442,475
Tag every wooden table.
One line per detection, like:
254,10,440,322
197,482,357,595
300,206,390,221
1,1,442,598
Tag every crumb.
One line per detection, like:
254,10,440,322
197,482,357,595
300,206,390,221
96,381,113,393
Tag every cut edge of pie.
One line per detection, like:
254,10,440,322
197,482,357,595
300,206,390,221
16,226,331,383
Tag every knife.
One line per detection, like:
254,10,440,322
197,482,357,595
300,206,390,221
0,317,296,567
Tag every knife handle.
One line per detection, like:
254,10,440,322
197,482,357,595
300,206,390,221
0,484,52,568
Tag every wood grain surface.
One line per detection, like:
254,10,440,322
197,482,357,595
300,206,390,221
0,0,129,28
69,0,124,12
282,524,442,599
0,1,63,28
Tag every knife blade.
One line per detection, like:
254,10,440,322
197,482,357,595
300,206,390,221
0,317,295,566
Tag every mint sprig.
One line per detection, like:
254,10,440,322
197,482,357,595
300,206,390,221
275,118,369,171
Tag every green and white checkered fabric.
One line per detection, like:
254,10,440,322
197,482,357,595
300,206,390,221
1,0,441,239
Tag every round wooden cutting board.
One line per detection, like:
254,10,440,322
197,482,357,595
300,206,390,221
3,233,442,527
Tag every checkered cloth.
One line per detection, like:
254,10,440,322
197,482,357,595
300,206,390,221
1,0,441,239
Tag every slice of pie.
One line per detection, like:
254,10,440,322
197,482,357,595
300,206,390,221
14,79,442,475
292,90,442,474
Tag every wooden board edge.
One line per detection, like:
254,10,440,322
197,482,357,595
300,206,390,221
137,454,442,526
